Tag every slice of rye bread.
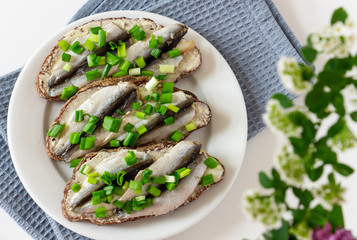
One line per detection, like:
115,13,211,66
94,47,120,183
46,76,212,161
36,17,202,100
61,141,225,224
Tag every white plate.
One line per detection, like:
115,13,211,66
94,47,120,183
7,10,247,240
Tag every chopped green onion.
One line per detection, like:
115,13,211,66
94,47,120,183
159,64,175,73
71,182,80,192
70,158,82,168
87,53,100,67
90,26,102,34
204,156,219,169
92,195,101,205
106,52,121,65
141,71,153,76
144,104,153,115
158,105,168,116
113,70,127,77
129,25,146,41
122,181,129,190
102,116,122,132
151,176,166,184
145,77,159,92
106,194,114,203
150,48,161,58
165,182,176,191
88,33,99,43
135,195,146,202
136,124,148,135
129,180,142,194
88,177,98,185
168,104,180,113
96,206,107,218
157,36,163,44
75,110,84,122
109,41,118,50
86,69,101,81
124,123,135,132
168,49,181,58
134,56,146,68
132,102,141,109
88,115,99,123
47,124,65,137
142,169,152,184
129,68,141,75
165,175,176,183
123,132,140,147
63,63,72,72
110,139,120,147
82,122,97,135
149,35,158,49
103,185,114,195
136,111,146,119
61,53,71,62
69,132,81,144
164,116,175,126
122,201,133,214
88,172,99,178
69,41,85,54
98,29,106,48
175,167,191,179
155,74,167,81
170,131,183,142
147,185,161,197
113,186,123,196
151,92,160,101
201,174,214,186
117,171,127,186
160,93,172,104
80,164,92,175
98,56,106,65
84,39,96,51
117,109,125,115
118,60,131,72
58,39,70,51
102,64,112,77
92,190,105,198
144,95,150,101
79,136,96,150
113,199,125,209
117,42,126,58
124,151,137,166
162,82,174,93
185,122,197,132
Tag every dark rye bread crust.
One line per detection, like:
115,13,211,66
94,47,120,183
61,141,225,224
46,76,212,161
36,17,202,100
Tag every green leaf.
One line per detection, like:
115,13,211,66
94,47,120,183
331,92,345,116
272,93,293,109
305,84,330,119
270,220,289,240
259,172,273,188
328,204,344,230
288,111,316,142
324,57,354,75
307,205,328,228
292,187,313,208
331,7,348,25
333,163,354,176
350,111,357,122
301,46,318,63
328,173,336,186
315,138,337,164
292,209,307,225
289,137,309,157
318,70,347,91
299,63,315,81
327,118,345,138
305,164,324,181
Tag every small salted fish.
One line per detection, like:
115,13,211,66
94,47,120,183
61,141,225,225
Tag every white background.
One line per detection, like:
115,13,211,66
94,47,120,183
1,0,357,239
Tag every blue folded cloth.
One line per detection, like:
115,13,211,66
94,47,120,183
0,0,302,239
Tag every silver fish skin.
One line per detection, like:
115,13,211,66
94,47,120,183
72,141,201,214
47,23,130,88
68,149,154,209
125,23,188,64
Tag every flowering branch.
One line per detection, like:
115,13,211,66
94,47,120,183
243,8,357,240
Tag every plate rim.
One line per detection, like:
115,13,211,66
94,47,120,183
7,9,248,240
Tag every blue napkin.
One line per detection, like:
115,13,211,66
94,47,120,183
0,0,302,239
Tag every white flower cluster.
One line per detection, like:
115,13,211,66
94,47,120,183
309,18,354,57
277,57,312,95
243,190,285,227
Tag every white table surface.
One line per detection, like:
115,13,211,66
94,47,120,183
1,0,357,239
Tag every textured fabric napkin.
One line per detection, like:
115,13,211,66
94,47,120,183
0,0,303,239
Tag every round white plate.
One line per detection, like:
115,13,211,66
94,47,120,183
7,10,247,240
